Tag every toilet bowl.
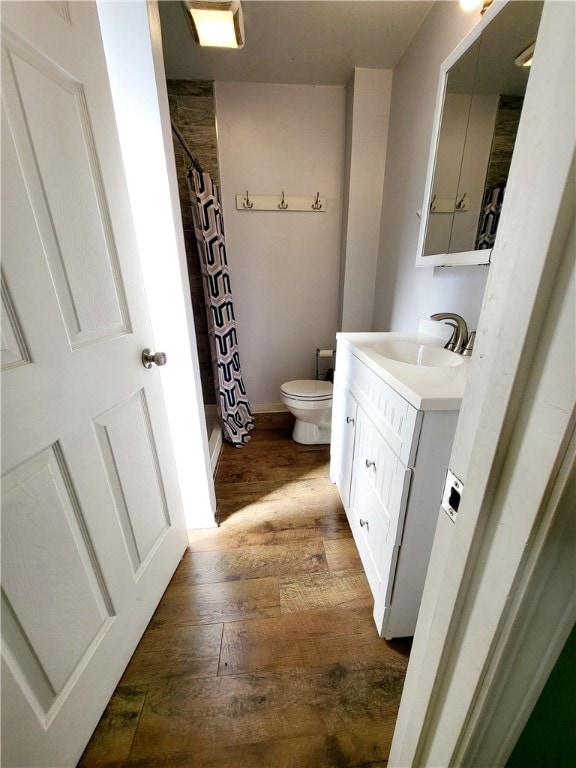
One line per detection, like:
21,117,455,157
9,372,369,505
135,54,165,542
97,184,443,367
280,379,333,445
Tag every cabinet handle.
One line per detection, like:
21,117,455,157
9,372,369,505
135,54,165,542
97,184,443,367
365,459,376,469
359,518,368,528
346,416,355,424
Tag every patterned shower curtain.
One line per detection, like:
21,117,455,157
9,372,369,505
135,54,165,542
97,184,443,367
188,168,254,447
475,183,506,250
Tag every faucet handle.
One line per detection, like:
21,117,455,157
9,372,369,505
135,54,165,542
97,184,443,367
462,331,476,356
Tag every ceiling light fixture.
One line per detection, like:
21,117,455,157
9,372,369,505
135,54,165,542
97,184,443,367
458,0,494,14
183,1,244,49
459,0,482,12
515,41,536,68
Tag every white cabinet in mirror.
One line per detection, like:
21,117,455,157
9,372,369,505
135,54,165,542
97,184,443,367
415,0,543,267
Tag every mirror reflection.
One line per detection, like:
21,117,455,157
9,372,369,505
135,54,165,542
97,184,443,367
422,1,543,261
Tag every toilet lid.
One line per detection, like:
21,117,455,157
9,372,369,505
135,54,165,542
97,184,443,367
280,379,333,401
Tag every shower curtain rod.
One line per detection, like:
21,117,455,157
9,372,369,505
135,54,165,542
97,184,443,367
171,121,203,173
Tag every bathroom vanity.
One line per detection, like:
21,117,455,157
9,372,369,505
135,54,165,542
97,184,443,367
330,330,468,639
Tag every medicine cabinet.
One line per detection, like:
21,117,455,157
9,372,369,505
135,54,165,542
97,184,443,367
415,0,543,267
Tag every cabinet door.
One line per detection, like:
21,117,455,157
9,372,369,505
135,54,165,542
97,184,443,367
349,469,388,597
330,371,357,508
350,409,412,600
347,352,422,467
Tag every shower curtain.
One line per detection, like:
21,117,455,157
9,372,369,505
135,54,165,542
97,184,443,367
188,167,254,447
476,183,506,250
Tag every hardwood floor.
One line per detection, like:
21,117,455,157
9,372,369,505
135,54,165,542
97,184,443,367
78,413,411,767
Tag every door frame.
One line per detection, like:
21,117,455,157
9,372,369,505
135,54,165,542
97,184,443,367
97,0,216,529
390,1,575,765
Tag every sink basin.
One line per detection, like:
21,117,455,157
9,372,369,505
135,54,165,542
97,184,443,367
372,341,463,368
337,331,469,410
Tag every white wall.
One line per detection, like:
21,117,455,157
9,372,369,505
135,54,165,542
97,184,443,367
372,2,487,334
214,82,345,408
425,93,498,256
447,93,498,254
340,68,392,331
98,1,216,527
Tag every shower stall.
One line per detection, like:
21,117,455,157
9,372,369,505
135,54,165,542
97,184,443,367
167,79,222,469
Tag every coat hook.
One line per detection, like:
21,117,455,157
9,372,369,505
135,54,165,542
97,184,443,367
243,190,253,209
455,192,467,211
278,191,288,210
312,192,322,211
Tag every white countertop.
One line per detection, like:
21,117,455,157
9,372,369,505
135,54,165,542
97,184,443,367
336,329,469,411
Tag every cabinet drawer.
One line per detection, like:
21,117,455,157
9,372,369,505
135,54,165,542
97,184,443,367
354,409,412,546
347,351,421,466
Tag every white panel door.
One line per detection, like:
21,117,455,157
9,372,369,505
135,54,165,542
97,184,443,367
1,3,188,766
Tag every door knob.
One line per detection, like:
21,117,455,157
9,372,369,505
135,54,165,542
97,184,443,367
142,349,167,369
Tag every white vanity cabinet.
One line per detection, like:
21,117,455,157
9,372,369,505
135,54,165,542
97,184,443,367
330,337,460,639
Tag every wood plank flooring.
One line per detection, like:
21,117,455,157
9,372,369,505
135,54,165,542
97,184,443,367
78,413,411,768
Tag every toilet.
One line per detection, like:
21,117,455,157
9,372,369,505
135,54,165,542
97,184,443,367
280,379,333,445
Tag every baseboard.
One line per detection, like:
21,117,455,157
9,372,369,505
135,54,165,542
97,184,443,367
251,402,288,413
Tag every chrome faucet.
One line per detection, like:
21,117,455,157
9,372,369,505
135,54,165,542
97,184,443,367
430,313,469,354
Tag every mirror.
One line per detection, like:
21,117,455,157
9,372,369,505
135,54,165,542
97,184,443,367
416,0,543,267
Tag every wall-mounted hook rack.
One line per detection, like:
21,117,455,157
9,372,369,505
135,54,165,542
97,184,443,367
429,194,469,213
235,192,327,212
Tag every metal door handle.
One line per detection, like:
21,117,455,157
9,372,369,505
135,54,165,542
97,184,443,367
365,459,376,469
142,349,167,369
346,416,355,424
359,519,368,528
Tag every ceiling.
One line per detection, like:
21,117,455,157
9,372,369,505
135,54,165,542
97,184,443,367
158,0,434,86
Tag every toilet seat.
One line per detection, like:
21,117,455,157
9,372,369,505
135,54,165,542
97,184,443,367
280,380,333,402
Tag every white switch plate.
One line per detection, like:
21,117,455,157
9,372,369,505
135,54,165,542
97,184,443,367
441,469,463,522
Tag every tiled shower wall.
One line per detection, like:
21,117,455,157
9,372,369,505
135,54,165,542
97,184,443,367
485,95,524,190
167,79,219,405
